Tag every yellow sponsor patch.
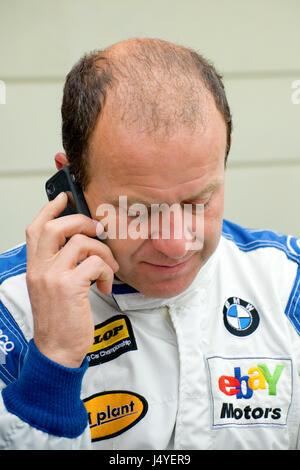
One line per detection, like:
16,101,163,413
84,391,148,442
86,315,137,366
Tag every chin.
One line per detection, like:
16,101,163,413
139,281,192,299
117,250,208,299
133,270,199,299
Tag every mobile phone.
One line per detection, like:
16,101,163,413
45,166,91,218
45,167,117,286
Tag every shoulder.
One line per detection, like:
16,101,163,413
0,244,27,286
222,219,300,264
222,219,300,336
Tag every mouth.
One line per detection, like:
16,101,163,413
140,256,194,274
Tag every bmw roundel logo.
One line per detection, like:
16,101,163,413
223,297,259,337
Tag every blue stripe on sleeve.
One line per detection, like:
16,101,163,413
0,244,29,384
0,244,27,285
284,264,300,335
0,300,28,385
222,219,300,263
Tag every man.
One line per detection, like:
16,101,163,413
0,38,299,450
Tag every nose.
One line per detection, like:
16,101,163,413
151,236,189,259
149,205,191,259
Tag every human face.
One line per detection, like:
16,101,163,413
84,102,227,298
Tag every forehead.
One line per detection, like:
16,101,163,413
87,102,227,203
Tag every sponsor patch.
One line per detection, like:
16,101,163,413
223,297,259,337
87,315,137,366
207,356,292,427
84,391,148,442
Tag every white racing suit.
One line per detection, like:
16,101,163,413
0,219,299,450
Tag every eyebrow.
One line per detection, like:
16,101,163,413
111,180,222,207
182,180,222,203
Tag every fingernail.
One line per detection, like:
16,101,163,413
113,260,119,272
94,220,105,237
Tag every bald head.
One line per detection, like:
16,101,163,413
100,38,213,136
61,38,232,188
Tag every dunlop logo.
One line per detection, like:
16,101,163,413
84,391,148,442
87,315,137,366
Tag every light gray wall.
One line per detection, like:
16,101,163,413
1,0,300,251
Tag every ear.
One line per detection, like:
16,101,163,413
54,152,69,170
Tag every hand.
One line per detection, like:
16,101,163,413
25,192,119,368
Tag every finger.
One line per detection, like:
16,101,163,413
73,255,114,294
29,192,68,231
37,213,99,256
26,192,68,258
53,233,119,272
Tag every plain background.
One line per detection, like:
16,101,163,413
0,0,300,252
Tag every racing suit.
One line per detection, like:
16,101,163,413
0,219,299,450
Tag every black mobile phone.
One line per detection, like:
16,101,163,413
45,167,100,284
45,166,91,218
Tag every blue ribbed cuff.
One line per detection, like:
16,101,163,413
2,339,89,438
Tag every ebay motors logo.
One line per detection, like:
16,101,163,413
207,356,292,427
218,363,283,399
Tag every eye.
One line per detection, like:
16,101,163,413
187,197,211,213
204,197,211,208
127,205,151,219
